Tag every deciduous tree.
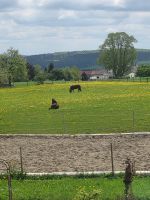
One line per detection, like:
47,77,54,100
98,32,137,78
0,47,27,85
136,65,150,77
70,66,81,81
81,72,89,81
26,62,35,80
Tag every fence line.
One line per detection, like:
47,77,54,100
0,134,149,199
1,110,150,134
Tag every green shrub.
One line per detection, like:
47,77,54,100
73,186,101,200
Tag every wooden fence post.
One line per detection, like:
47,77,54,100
110,143,114,176
0,159,12,200
7,166,13,200
20,147,23,174
132,111,135,129
62,112,66,134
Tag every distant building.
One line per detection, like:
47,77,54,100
127,72,135,79
80,69,113,80
126,65,138,79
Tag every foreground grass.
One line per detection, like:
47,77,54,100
0,176,150,200
1,81,150,134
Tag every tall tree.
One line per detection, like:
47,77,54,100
0,67,8,85
63,67,72,81
51,69,64,80
34,64,46,84
0,54,8,85
7,48,28,82
0,47,27,85
70,66,81,81
46,63,54,80
47,63,54,73
26,62,35,80
81,72,89,81
98,32,137,78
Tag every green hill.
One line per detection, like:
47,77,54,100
25,49,150,70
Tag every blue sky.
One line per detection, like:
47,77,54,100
0,0,150,55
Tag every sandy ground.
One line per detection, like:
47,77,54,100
0,133,149,173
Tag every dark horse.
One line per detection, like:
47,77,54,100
49,98,59,109
69,84,81,93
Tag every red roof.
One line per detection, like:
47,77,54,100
80,70,92,75
80,69,109,76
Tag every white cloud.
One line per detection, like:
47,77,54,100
58,10,77,20
113,0,125,6
0,0,150,54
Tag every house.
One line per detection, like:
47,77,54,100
128,72,135,79
81,69,113,80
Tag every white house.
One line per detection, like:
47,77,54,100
128,72,135,79
89,73,111,80
88,69,112,80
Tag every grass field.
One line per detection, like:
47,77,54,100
0,176,150,200
1,81,150,134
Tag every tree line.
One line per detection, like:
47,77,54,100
1,32,150,86
0,48,81,86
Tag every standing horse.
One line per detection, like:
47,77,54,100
69,84,81,93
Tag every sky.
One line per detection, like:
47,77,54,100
0,0,150,55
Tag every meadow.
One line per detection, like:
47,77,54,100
0,81,150,134
0,176,150,200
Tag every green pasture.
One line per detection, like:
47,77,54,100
0,176,150,200
1,81,150,134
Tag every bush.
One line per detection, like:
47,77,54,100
136,65,150,77
34,72,45,84
73,186,101,200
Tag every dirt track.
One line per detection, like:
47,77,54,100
0,133,150,173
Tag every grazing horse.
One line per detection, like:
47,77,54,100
69,84,81,93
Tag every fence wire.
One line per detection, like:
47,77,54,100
1,109,150,134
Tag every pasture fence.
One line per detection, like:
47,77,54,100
1,109,150,134
50,109,150,134
0,136,150,199
4,77,150,88
0,134,149,174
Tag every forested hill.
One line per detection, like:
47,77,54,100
25,49,150,70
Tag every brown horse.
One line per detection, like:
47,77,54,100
69,84,81,93
49,98,59,109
